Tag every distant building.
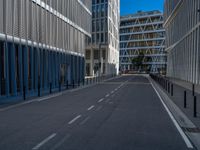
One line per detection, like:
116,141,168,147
85,0,120,76
164,0,200,84
0,0,91,100
120,10,166,73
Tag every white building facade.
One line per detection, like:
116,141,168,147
120,11,166,73
164,0,200,84
85,0,120,76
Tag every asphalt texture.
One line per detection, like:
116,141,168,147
0,75,193,150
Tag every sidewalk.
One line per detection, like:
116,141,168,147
168,77,200,94
151,75,200,129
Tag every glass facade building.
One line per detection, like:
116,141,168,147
85,0,120,76
0,0,91,101
164,0,200,84
120,11,166,73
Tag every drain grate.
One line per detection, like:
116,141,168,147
182,127,200,133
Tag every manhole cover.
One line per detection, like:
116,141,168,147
182,127,200,133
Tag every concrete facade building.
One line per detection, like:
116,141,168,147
120,11,166,73
85,0,120,76
0,0,91,101
164,0,200,84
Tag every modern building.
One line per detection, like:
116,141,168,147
164,0,200,84
85,0,120,76
120,10,166,73
0,0,91,101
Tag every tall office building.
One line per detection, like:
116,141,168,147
85,0,120,76
164,0,200,84
120,11,166,73
0,0,91,100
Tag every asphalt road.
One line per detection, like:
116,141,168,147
0,75,193,150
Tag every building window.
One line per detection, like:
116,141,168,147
15,44,20,92
96,33,100,43
101,33,104,42
92,20,95,32
0,41,5,95
86,50,91,59
94,50,99,59
27,47,32,90
102,49,106,59
92,34,95,44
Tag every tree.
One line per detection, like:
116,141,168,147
131,51,145,71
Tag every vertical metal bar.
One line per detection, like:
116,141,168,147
184,91,187,108
171,84,173,96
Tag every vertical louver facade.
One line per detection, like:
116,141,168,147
164,0,200,84
0,0,92,101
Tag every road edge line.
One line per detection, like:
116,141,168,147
149,78,194,149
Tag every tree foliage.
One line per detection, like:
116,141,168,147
131,51,145,70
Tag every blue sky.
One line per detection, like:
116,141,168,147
120,0,164,16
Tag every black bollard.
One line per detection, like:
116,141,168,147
23,86,26,100
192,84,195,96
50,82,52,94
168,82,170,93
38,83,40,97
184,91,187,108
171,84,173,96
66,80,68,89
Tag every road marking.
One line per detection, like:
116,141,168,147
50,134,71,150
32,133,57,150
105,94,110,97
80,116,91,125
150,80,194,149
87,105,95,111
96,106,103,111
68,115,82,125
111,91,115,94
98,98,104,103
37,93,62,102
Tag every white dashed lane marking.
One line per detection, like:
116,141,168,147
68,115,82,125
87,105,95,111
32,133,57,150
105,94,110,97
98,98,104,103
